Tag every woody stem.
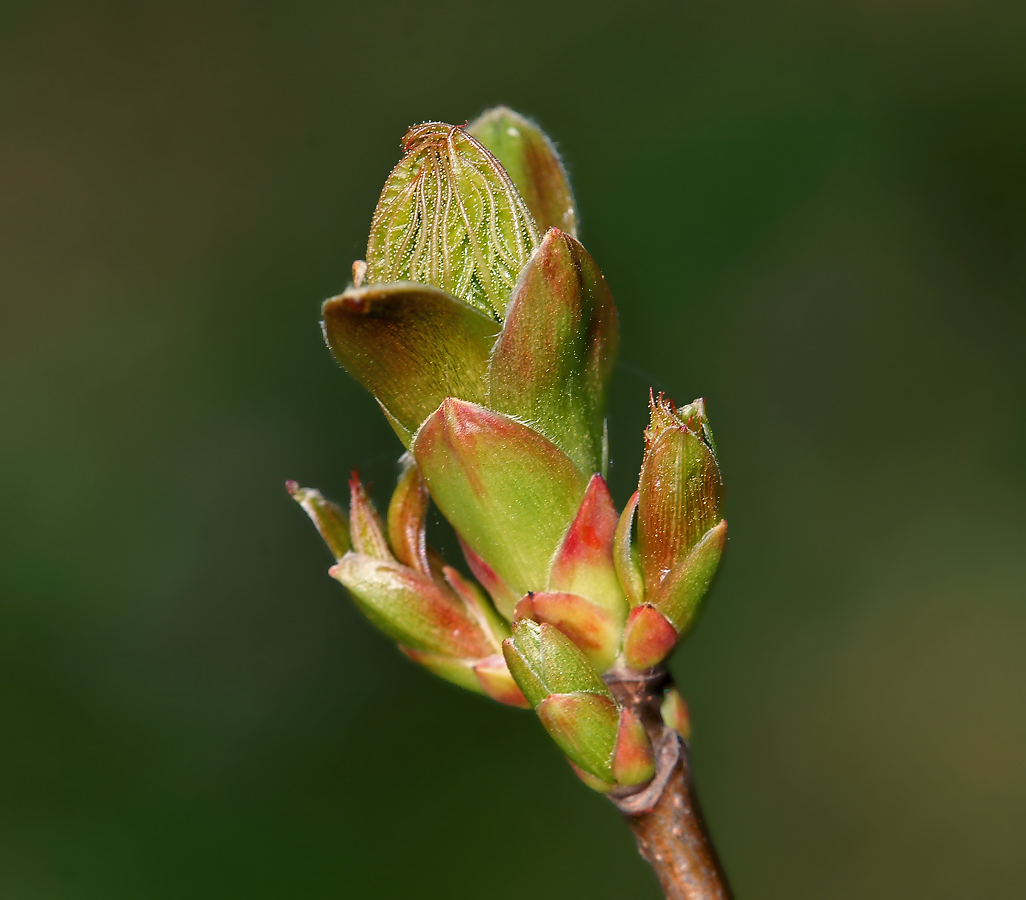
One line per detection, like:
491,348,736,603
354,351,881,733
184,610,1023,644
604,665,732,900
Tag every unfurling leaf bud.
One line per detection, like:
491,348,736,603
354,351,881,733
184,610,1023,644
468,106,578,237
365,122,540,320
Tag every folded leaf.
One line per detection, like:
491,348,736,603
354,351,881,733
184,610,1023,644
365,122,540,319
413,399,589,597
488,229,619,474
468,106,579,237
322,283,500,446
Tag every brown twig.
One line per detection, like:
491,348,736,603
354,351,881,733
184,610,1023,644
605,665,732,900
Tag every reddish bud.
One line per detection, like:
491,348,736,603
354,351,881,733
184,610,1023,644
611,707,656,786
622,604,679,670
348,473,392,561
387,460,431,575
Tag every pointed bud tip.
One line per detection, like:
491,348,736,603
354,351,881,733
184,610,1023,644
623,604,679,670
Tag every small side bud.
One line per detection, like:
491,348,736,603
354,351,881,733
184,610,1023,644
652,519,728,633
611,707,656,786
661,687,691,741
622,603,679,670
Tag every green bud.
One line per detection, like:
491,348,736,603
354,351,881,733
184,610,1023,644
413,399,589,604
636,393,726,636
488,229,619,474
660,687,691,741
501,619,612,709
365,122,540,320
653,519,728,634
467,106,579,239
286,481,350,561
537,692,620,784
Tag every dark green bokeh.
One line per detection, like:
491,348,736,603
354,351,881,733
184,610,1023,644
2,2,1024,897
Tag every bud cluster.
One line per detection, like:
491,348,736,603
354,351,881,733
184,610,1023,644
290,108,727,793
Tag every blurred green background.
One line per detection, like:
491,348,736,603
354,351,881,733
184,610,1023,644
2,1,1024,897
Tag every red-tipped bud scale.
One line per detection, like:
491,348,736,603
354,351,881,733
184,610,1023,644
286,481,351,561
